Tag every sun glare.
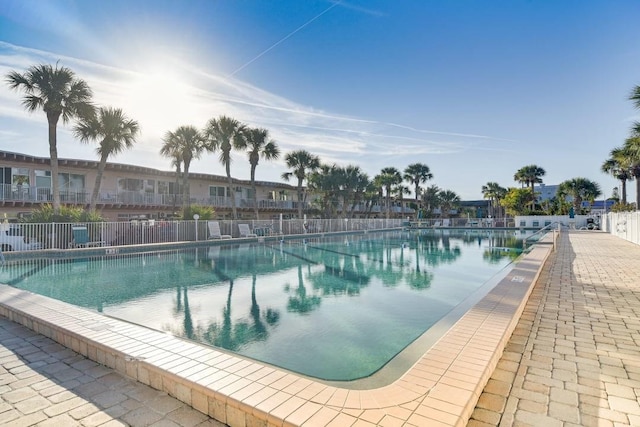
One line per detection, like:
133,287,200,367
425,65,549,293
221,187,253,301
121,66,204,136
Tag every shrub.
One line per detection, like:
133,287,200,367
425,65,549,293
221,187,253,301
23,204,104,223
610,202,636,212
181,205,215,221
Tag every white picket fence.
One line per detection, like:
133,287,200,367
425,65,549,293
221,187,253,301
3,218,406,251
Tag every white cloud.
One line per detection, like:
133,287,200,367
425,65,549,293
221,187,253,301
0,41,515,186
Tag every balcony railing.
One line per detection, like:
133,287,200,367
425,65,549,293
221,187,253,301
0,184,306,211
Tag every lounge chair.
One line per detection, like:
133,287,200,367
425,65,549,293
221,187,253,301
238,223,257,238
71,225,104,248
207,221,231,239
432,221,441,228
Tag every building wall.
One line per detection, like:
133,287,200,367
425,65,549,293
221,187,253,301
0,151,299,221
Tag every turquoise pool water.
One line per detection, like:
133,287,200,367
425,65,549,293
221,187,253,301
0,229,529,381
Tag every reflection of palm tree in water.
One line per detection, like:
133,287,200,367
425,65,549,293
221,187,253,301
173,286,195,339
250,274,267,340
406,237,433,290
204,265,280,351
287,264,321,313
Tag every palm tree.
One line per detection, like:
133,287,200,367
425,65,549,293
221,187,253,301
601,148,633,205
73,107,139,211
630,85,640,135
481,182,507,219
557,178,602,212
162,126,205,211
204,116,248,219
281,150,320,219
160,136,184,210
404,163,433,219
342,165,370,218
245,128,280,219
375,167,402,219
622,136,640,208
308,164,341,218
514,164,546,208
6,63,95,211
438,189,461,219
421,185,441,218
394,184,411,217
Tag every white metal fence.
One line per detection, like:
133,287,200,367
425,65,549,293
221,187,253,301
602,212,640,246
1,218,407,251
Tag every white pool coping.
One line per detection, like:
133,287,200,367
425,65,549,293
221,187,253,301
0,239,553,426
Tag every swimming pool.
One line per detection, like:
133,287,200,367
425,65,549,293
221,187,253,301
0,229,530,382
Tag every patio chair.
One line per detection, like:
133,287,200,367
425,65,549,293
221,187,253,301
207,221,231,239
238,223,257,238
71,225,105,248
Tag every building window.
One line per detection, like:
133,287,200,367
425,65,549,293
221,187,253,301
158,181,181,195
58,172,85,191
118,178,144,192
11,167,30,190
209,186,227,197
268,190,289,201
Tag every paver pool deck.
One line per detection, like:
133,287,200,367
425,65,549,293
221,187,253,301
0,230,638,426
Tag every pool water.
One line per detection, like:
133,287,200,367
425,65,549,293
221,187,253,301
0,229,528,381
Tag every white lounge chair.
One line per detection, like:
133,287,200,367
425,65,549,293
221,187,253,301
207,221,231,239
238,223,257,238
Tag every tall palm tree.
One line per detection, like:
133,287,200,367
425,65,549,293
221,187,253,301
421,185,441,217
514,165,546,208
601,147,633,205
6,63,95,211
204,116,248,219
245,127,280,219
622,136,640,208
342,165,370,218
308,164,341,218
481,182,507,219
281,150,320,219
162,126,205,211
73,107,139,211
438,189,461,219
376,167,402,219
394,184,411,217
404,163,433,220
160,136,184,210
557,178,602,212
630,85,640,135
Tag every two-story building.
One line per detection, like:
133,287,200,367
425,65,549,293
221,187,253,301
0,150,301,221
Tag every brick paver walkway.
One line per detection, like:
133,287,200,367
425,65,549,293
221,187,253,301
0,317,227,427
469,231,640,427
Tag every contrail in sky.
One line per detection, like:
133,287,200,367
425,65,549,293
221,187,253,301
229,1,342,76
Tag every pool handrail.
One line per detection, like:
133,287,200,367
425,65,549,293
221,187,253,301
523,221,561,250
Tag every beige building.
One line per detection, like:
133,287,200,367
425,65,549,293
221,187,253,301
0,150,301,221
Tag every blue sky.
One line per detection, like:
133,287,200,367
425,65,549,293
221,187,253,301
1,0,639,200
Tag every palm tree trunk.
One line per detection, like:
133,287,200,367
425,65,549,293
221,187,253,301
90,153,109,211
621,179,627,204
297,179,303,219
414,184,420,220
386,190,391,219
183,160,191,211
227,163,237,219
251,165,259,219
47,114,61,212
